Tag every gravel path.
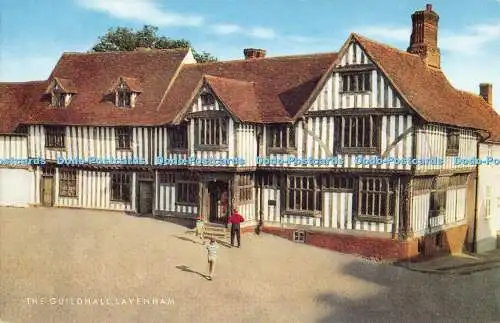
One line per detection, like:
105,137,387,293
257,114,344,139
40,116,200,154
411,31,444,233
1,207,499,323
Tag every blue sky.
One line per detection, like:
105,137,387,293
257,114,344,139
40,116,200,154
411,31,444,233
1,0,499,110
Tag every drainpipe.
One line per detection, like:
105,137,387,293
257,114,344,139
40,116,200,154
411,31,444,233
473,131,490,253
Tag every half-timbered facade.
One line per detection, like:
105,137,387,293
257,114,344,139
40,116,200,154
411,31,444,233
1,4,499,259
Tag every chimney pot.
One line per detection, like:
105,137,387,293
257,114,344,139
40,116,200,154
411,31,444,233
480,83,493,106
243,48,266,60
407,4,440,69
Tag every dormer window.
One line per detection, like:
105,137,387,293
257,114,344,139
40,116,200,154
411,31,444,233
45,78,76,108
116,87,132,108
108,77,141,108
201,92,215,106
52,90,67,108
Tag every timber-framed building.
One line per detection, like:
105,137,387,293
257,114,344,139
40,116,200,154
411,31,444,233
1,4,499,259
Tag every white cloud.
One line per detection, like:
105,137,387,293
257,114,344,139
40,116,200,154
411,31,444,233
440,23,500,54
76,0,203,27
248,27,277,39
212,23,242,35
352,22,500,110
356,26,410,42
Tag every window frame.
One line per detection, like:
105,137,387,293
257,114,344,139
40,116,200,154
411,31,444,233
59,169,77,197
341,72,372,93
429,177,448,218
116,84,132,108
356,177,394,222
446,130,460,156
286,175,322,215
195,118,228,149
115,127,132,150
45,126,66,149
336,115,380,154
110,172,131,203
237,174,254,202
268,124,296,153
168,125,188,150
200,92,216,107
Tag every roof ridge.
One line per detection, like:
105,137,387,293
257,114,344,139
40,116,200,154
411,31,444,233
61,48,189,56
203,74,255,85
0,80,47,85
194,51,338,66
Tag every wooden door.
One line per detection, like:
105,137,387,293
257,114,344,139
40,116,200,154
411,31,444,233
138,181,153,214
41,176,54,207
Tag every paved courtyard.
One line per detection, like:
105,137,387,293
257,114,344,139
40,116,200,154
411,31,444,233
1,207,499,323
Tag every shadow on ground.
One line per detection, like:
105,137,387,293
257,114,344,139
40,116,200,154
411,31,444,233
315,260,500,322
175,265,208,280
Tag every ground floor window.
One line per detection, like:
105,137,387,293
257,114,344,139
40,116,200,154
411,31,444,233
111,172,131,202
287,175,322,212
429,176,448,218
59,169,77,197
176,177,197,205
238,174,254,202
357,177,394,220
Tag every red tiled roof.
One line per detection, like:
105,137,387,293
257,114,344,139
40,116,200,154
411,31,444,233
203,75,260,123
352,33,500,137
0,81,46,133
44,77,78,94
106,76,143,94
22,48,189,127
160,52,338,124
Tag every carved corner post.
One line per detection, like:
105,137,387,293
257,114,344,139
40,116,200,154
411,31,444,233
400,176,414,240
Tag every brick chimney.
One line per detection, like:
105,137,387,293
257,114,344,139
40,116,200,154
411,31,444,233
407,4,440,69
480,83,493,105
244,48,266,60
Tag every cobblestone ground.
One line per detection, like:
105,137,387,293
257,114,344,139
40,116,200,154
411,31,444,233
1,207,499,323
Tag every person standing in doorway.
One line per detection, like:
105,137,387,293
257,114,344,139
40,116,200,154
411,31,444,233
206,237,218,280
228,208,245,248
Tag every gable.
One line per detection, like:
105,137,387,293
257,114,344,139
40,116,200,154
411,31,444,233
188,85,231,116
304,38,409,113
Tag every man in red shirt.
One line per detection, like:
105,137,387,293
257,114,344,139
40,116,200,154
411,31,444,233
228,208,244,248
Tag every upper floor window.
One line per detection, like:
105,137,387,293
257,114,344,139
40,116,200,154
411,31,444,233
337,115,380,154
286,175,322,214
268,125,295,151
358,177,394,221
201,92,215,106
52,90,67,108
116,87,132,108
45,126,66,148
115,127,132,150
341,72,372,92
168,125,188,150
446,130,459,156
46,78,75,108
196,118,227,147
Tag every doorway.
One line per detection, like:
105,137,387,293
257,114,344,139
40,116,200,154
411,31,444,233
207,181,228,223
41,176,54,207
138,181,153,214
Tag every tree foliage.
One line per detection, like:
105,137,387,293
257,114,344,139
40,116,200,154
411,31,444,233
91,25,217,63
